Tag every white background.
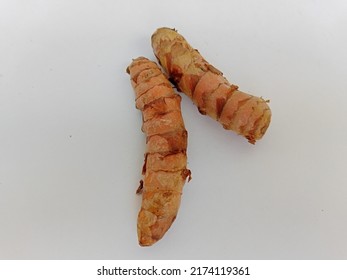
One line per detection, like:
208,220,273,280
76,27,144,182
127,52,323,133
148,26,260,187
1,0,346,259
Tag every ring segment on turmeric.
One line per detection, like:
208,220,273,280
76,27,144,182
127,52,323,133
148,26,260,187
151,27,271,144
127,57,191,246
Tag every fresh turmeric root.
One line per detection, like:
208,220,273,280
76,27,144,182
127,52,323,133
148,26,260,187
127,57,191,246
151,27,271,144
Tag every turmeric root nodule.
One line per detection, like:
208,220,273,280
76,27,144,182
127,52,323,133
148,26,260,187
127,57,190,246
151,27,272,144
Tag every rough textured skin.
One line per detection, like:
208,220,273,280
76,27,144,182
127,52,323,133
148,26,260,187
151,27,271,144
127,57,191,246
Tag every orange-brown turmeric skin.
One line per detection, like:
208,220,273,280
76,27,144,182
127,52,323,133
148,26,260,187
127,57,190,246
151,28,271,144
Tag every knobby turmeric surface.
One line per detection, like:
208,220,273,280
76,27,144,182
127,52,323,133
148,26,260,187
127,57,191,246
152,27,271,144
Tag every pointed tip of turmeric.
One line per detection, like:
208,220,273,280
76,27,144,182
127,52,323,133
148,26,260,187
138,236,159,247
137,209,178,247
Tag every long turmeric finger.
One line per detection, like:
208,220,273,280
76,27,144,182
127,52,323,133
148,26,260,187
151,27,271,144
127,57,191,246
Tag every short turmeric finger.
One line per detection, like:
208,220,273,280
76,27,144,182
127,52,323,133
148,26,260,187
151,27,271,144
127,57,191,246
